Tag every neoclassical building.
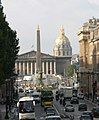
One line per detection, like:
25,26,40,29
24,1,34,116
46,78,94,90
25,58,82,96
78,17,99,97
15,26,72,76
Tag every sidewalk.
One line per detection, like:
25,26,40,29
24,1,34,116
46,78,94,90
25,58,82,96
85,97,98,107
0,104,14,120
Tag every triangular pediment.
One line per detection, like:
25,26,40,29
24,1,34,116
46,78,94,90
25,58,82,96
18,50,55,59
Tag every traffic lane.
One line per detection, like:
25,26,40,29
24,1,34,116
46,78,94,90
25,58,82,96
35,103,46,120
54,98,97,120
35,102,66,120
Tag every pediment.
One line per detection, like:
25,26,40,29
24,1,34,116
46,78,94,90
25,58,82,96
18,51,36,59
18,50,55,59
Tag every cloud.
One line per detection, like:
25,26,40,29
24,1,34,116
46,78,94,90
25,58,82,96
88,0,99,6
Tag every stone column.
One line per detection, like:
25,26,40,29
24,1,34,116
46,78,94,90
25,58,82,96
27,62,29,75
54,61,56,74
50,62,52,74
15,62,17,74
23,62,25,75
35,62,36,74
42,62,44,74
46,62,48,74
19,62,21,75
31,62,33,75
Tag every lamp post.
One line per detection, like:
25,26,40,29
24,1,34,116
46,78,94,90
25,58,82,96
5,79,10,119
87,71,90,100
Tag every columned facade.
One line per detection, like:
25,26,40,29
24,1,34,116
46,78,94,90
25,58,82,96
15,60,56,76
15,51,71,76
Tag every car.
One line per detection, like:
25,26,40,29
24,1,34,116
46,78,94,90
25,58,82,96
70,97,79,104
78,103,87,111
80,114,92,120
64,104,74,112
45,115,61,120
44,104,53,111
31,91,41,103
46,108,56,116
82,111,93,120
92,107,99,118
77,93,84,99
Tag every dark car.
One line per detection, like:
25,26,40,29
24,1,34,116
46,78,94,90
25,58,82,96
80,114,92,120
78,103,87,111
65,104,74,112
77,93,84,99
82,111,93,120
70,97,79,104
46,108,56,116
92,107,99,118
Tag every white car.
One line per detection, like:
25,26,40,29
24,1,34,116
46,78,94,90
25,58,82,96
31,91,41,103
45,115,61,120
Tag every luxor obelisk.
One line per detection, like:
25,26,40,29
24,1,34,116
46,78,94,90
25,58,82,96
36,25,41,73
36,25,43,86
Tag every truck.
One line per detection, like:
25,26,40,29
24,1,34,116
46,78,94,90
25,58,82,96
40,89,53,110
63,87,73,100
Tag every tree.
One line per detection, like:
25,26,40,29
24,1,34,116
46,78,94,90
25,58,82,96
0,5,20,85
65,64,75,77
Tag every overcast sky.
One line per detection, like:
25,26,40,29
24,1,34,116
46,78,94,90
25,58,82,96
2,0,99,55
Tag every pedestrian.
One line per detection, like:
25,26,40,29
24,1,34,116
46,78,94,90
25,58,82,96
97,96,99,105
60,98,62,105
62,98,66,106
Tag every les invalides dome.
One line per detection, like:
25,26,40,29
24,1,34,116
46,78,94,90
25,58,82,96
53,26,72,57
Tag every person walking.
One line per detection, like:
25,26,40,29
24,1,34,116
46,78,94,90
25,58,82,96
97,96,99,105
62,98,66,106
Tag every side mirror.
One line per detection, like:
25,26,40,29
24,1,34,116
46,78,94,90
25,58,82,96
33,101,35,106
17,102,19,107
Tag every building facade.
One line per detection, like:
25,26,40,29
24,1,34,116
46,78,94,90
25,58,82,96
15,26,72,77
78,17,99,98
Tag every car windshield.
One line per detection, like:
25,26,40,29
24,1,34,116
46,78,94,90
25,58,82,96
32,95,39,98
46,118,61,120
19,101,34,113
83,111,92,115
46,108,55,112
66,105,73,107
80,103,86,106
81,115,91,120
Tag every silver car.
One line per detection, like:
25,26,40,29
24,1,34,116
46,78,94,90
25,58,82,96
65,104,74,112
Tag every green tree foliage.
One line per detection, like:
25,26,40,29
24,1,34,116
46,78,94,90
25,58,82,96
65,64,75,77
0,6,20,85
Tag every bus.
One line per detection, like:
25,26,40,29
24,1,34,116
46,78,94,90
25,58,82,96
17,96,35,120
41,89,53,109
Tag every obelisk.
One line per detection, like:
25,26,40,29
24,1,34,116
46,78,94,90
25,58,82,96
36,25,41,74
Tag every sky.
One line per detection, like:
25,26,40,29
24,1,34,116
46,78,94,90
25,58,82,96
2,0,99,55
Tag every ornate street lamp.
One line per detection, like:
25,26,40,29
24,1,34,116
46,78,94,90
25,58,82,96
87,71,90,100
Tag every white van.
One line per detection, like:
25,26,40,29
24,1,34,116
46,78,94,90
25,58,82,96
17,96,35,120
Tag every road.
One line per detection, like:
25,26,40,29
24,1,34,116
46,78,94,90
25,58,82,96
34,90,98,120
10,79,99,120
